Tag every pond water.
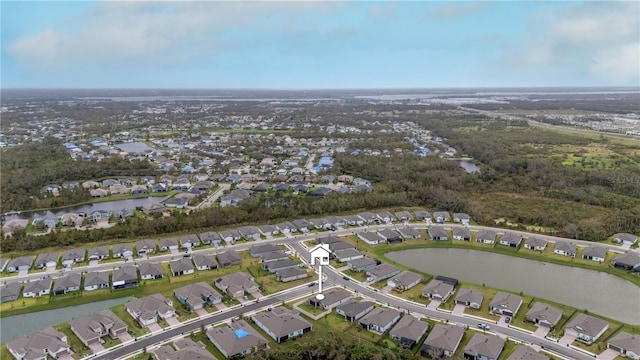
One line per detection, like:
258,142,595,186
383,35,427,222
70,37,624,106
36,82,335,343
0,297,135,343
4,197,167,221
386,248,640,324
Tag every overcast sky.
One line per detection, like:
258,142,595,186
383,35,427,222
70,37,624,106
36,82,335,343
1,1,638,89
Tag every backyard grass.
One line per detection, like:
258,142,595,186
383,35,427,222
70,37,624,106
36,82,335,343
343,269,367,282
255,271,317,295
389,282,430,306
496,339,520,360
438,288,459,311
462,287,501,322
0,344,11,360
109,304,150,338
298,301,329,316
54,322,93,359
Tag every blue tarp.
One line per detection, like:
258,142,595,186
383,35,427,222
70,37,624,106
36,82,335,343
234,329,250,339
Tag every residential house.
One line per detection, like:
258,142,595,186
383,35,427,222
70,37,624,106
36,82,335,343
192,253,218,271
611,251,640,270
308,288,351,310
0,282,22,303
613,233,638,246
259,251,290,264
159,238,179,252
217,250,241,268
377,211,396,223
327,241,356,253
143,203,167,215
275,222,296,234
564,314,609,344
87,246,109,261
131,185,148,195
607,332,640,360
359,307,401,333
88,209,110,222
276,267,308,282
433,211,451,223
252,307,313,343
7,327,71,360
170,258,195,276
126,294,176,327
316,236,341,245
397,226,421,239
358,212,378,224
152,338,215,360
262,259,298,273
112,265,138,290
333,249,365,263
69,310,128,347
258,225,279,236
238,226,261,241
455,288,484,309
499,232,522,248
357,231,385,245
179,234,200,250
250,244,280,257
394,211,414,222
554,241,576,257
453,213,471,225
136,239,156,256
452,227,471,241
23,278,52,298
378,229,403,243
90,189,109,198
421,324,465,358
366,263,401,282
113,243,134,258
174,282,222,310
389,315,429,348
413,210,432,222
35,252,59,269
61,248,85,268
165,197,188,209
292,219,312,233
387,271,423,291
199,231,221,246
219,230,241,245
343,215,365,226
506,346,549,360
477,229,497,244
84,271,109,291
524,237,548,251
463,333,505,360
429,226,449,241
53,273,81,295
422,279,455,301
7,256,33,272
82,180,100,189
206,320,268,358
582,246,607,262
333,299,373,322
348,257,378,272
152,183,169,193
213,272,259,298
110,184,127,195
140,262,164,280
490,292,523,317
325,216,346,228
526,302,563,327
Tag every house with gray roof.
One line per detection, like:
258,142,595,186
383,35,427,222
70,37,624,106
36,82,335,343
379,228,403,243
357,231,385,245
112,265,138,290
135,239,156,256
455,288,484,309
397,226,421,239
174,282,222,311
564,313,609,344
170,258,195,276
463,333,505,360
258,224,279,236
7,256,33,272
413,210,431,221
499,232,522,248
275,221,296,234
611,251,640,270
524,237,547,251
477,229,496,244
193,254,218,270
333,248,365,263
554,241,576,257
219,230,241,244
53,273,81,295
238,226,262,241
199,231,221,246
452,227,471,241
276,267,308,282
421,324,465,358
422,279,455,301
158,238,179,251
366,263,401,282
433,211,451,223
526,302,563,327
87,246,109,261
125,294,176,327
390,315,429,348
607,331,640,359
206,320,267,358
214,272,258,298
453,213,471,225
343,215,365,226
394,211,414,222
35,252,59,269
359,307,401,333
113,243,134,258
250,244,280,257
7,327,71,360
613,233,638,246
327,241,355,252
336,300,375,322
262,258,298,273
252,307,312,343
308,288,351,310
151,338,215,360
84,271,109,291
357,212,378,223
507,345,549,360
490,292,523,317
582,246,607,262
259,251,289,263
428,226,449,241
217,250,241,268
62,248,85,267
140,262,164,280
23,278,52,298
69,309,128,347
387,271,423,291
348,257,378,272
0,282,22,303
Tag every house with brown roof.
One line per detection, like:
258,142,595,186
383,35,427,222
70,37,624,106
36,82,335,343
252,307,313,343
421,324,465,358
69,309,128,347
463,333,505,360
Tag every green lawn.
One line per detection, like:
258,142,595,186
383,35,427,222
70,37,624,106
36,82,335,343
389,282,430,306
463,288,501,322
109,304,150,338
343,269,367,282
54,322,93,359
298,301,329,316
496,339,521,360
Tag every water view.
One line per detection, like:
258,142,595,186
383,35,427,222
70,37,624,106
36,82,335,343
387,248,640,324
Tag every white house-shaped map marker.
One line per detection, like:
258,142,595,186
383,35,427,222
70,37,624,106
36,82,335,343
309,243,330,300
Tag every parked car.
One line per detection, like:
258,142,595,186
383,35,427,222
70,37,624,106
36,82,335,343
478,323,490,330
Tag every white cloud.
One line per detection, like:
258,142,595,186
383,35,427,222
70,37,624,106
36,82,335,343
590,42,640,84
425,2,489,20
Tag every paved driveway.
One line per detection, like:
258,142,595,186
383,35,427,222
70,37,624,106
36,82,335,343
88,342,105,353
118,332,134,342
147,323,162,332
452,304,466,315
166,317,180,326
215,303,227,311
195,308,208,317
58,353,74,360
597,348,621,360
559,334,576,346
426,300,441,310
533,326,550,338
